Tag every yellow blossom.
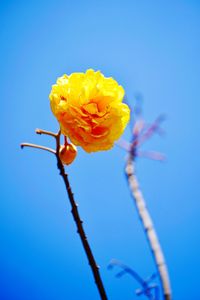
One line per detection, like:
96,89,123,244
49,69,130,152
59,143,77,165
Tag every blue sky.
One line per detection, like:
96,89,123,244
1,0,200,299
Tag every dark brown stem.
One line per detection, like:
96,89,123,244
54,131,108,300
21,129,108,300
125,154,171,300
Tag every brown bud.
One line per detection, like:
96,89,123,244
59,143,77,165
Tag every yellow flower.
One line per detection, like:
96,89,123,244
49,69,130,152
59,143,77,165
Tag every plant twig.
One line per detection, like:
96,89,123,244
108,259,159,300
21,130,108,300
20,143,56,154
125,154,171,300
35,128,57,137
54,130,108,300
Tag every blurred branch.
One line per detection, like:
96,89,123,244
21,129,108,300
122,99,171,299
125,156,171,300
124,111,171,300
108,259,159,300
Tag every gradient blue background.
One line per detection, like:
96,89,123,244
1,0,200,299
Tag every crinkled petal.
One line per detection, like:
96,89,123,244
49,69,130,152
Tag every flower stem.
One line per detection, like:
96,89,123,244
21,130,108,300
55,131,108,300
125,154,171,300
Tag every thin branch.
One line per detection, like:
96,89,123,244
108,259,159,300
108,259,145,285
125,154,171,300
136,115,165,147
21,130,107,299
35,128,57,137
54,130,108,300
21,143,56,155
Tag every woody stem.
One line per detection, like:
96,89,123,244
21,129,108,300
20,143,56,155
125,154,171,300
55,131,108,300
35,128,57,137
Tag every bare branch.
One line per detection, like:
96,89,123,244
35,128,57,137
20,143,56,154
125,155,171,300
54,131,108,300
21,129,108,300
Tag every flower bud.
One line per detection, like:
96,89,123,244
59,143,77,165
